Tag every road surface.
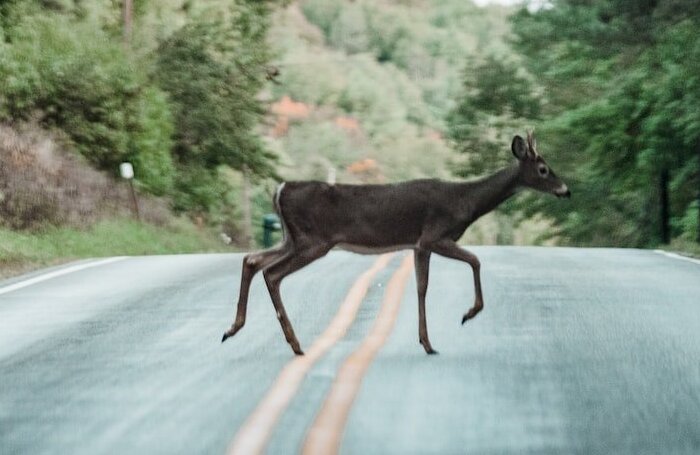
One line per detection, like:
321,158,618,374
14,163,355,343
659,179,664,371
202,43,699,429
0,247,699,454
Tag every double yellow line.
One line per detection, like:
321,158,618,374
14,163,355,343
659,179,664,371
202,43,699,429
227,253,414,455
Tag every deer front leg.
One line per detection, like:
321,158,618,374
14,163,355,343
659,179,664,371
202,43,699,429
222,245,290,343
262,243,331,355
414,248,437,355
428,240,483,324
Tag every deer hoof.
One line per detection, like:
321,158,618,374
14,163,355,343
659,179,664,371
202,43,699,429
461,310,479,324
222,321,246,343
290,342,304,355
221,327,238,343
420,340,438,355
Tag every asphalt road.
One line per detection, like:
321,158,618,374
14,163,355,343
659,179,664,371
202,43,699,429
0,247,699,454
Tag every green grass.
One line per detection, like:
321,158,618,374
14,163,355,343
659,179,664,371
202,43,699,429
0,218,230,279
663,238,700,259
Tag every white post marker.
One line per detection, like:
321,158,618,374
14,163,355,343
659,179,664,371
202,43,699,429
119,162,134,180
119,162,140,221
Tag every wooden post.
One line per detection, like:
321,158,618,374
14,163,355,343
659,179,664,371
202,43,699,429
119,162,139,221
128,179,140,221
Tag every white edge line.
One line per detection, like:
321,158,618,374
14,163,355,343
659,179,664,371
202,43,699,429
0,257,128,296
653,250,700,266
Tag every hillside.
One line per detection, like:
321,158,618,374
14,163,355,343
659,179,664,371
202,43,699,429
264,0,513,183
261,1,537,243
0,0,523,279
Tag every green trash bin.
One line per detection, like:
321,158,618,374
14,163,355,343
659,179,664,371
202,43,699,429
262,213,281,247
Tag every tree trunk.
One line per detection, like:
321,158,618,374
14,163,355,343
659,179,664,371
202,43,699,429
241,168,254,250
660,169,670,244
697,142,700,243
123,0,133,45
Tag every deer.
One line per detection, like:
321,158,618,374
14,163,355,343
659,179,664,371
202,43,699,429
221,132,570,355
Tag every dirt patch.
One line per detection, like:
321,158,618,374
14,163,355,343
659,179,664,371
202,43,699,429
0,123,169,230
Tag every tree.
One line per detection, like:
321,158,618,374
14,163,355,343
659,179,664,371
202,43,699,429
447,55,540,178
504,0,700,245
156,1,278,212
0,8,177,195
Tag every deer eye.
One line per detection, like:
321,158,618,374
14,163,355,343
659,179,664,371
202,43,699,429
538,165,549,177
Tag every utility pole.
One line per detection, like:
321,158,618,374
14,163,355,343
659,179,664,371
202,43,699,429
122,0,133,46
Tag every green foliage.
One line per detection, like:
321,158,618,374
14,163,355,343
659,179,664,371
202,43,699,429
267,0,512,185
1,13,131,166
156,3,275,172
497,0,700,246
0,8,176,195
281,122,361,178
0,0,280,242
465,56,540,119
328,3,369,54
301,0,512,117
299,0,341,38
447,56,540,177
128,87,176,196
170,165,228,215
155,1,278,213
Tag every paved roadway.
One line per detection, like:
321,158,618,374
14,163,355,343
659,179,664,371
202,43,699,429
0,247,699,454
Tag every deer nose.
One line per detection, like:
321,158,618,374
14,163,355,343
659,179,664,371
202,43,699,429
556,184,570,198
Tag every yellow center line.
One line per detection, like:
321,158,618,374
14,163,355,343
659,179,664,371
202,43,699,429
302,253,414,455
227,253,395,455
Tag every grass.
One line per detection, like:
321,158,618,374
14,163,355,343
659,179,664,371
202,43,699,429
0,218,231,280
663,238,700,259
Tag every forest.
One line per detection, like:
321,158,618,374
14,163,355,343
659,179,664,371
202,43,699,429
448,0,700,249
1,0,699,274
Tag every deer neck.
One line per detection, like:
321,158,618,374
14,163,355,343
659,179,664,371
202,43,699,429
462,164,521,221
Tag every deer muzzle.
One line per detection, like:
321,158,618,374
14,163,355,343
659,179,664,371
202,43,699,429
555,184,571,199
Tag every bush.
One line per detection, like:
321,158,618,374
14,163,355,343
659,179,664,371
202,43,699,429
128,87,176,196
155,3,278,217
0,12,176,196
156,4,277,176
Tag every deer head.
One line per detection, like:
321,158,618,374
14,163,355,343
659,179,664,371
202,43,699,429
512,132,570,198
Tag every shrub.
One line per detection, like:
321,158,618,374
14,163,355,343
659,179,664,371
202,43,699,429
0,12,176,196
128,87,176,196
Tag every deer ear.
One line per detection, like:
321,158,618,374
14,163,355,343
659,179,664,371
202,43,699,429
511,135,528,160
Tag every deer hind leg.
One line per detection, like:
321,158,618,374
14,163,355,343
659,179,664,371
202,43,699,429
428,240,483,325
222,244,291,343
414,248,438,355
262,243,331,355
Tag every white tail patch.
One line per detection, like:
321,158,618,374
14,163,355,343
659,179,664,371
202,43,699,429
275,182,288,243
275,182,286,211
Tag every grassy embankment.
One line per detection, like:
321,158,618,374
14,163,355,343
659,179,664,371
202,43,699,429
663,240,700,259
0,219,229,280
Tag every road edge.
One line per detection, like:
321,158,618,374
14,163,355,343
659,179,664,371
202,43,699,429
0,257,128,297
653,249,700,266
